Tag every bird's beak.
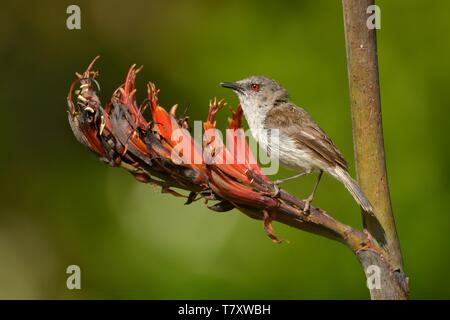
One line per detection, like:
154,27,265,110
220,82,242,93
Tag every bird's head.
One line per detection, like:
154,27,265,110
221,76,289,113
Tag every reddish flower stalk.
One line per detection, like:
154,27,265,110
67,57,388,251
67,57,409,299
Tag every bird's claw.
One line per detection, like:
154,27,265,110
303,196,313,213
270,180,283,197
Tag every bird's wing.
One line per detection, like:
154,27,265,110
264,104,348,170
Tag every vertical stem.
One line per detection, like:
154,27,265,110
342,0,408,298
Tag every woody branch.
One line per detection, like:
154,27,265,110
342,0,408,299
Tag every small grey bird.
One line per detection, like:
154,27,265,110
221,76,373,213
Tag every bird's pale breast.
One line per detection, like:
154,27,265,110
254,127,322,172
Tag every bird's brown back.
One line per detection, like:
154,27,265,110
264,103,348,170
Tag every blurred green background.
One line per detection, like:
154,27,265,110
0,0,449,299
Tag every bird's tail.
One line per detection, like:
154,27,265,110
329,166,374,215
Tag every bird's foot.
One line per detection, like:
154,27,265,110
303,195,314,213
270,180,283,197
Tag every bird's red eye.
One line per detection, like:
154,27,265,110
250,83,260,92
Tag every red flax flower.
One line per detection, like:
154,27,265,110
67,55,409,298
67,58,382,248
